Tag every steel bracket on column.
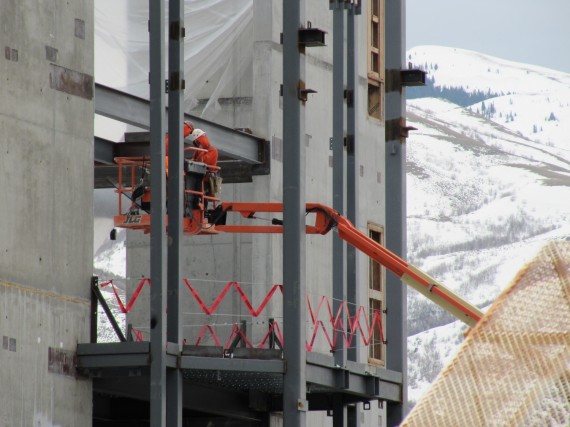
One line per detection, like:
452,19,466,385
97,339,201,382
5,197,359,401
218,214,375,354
344,134,354,153
169,21,185,39
329,0,356,10
298,27,327,47
400,69,427,87
279,26,327,48
168,71,185,91
298,81,317,103
335,369,350,389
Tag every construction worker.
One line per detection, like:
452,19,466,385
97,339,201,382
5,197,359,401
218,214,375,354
186,129,219,214
188,128,218,167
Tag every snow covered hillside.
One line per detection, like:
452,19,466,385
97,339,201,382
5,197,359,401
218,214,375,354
406,46,570,405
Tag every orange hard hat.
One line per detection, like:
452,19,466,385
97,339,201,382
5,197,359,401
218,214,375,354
183,121,194,137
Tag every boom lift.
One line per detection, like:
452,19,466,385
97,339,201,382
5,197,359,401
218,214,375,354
113,157,483,327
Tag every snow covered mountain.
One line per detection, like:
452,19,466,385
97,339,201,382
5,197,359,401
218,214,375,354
406,45,570,405
92,45,570,408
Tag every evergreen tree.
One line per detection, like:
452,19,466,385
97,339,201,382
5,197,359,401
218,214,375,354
406,73,502,107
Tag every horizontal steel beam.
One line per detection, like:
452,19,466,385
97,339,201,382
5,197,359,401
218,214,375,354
77,342,150,355
77,342,151,369
95,83,265,164
94,136,115,165
179,356,285,373
77,353,150,369
305,364,401,403
307,352,403,384
305,352,402,402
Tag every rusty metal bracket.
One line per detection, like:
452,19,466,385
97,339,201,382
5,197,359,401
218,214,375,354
298,80,317,103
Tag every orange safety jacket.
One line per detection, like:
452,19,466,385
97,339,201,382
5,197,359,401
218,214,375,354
191,134,218,168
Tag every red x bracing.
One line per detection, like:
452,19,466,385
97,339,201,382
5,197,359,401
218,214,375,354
99,278,385,352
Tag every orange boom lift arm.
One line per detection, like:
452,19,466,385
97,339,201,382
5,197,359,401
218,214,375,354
214,202,482,327
112,159,482,327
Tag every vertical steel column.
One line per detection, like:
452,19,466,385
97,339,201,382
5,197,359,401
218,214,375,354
333,394,346,427
384,0,408,424
346,4,361,426
90,276,98,343
332,0,347,365
282,0,307,426
346,0,360,365
166,0,184,425
332,1,348,425
149,0,167,425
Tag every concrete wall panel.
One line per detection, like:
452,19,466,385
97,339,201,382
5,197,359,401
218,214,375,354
0,0,94,296
0,282,91,426
0,0,93,425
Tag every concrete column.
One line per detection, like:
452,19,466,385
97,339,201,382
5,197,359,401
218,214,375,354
0,0,94,425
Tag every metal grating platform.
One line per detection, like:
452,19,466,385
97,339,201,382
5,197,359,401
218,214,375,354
77,342,402,412
184,369,283,394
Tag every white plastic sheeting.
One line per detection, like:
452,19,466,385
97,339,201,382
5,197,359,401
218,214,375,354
95,0,253,120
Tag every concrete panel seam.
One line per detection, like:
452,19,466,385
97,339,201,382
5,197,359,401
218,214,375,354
0,279,90,306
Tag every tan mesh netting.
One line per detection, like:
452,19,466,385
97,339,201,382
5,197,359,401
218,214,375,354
402,241,570,426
